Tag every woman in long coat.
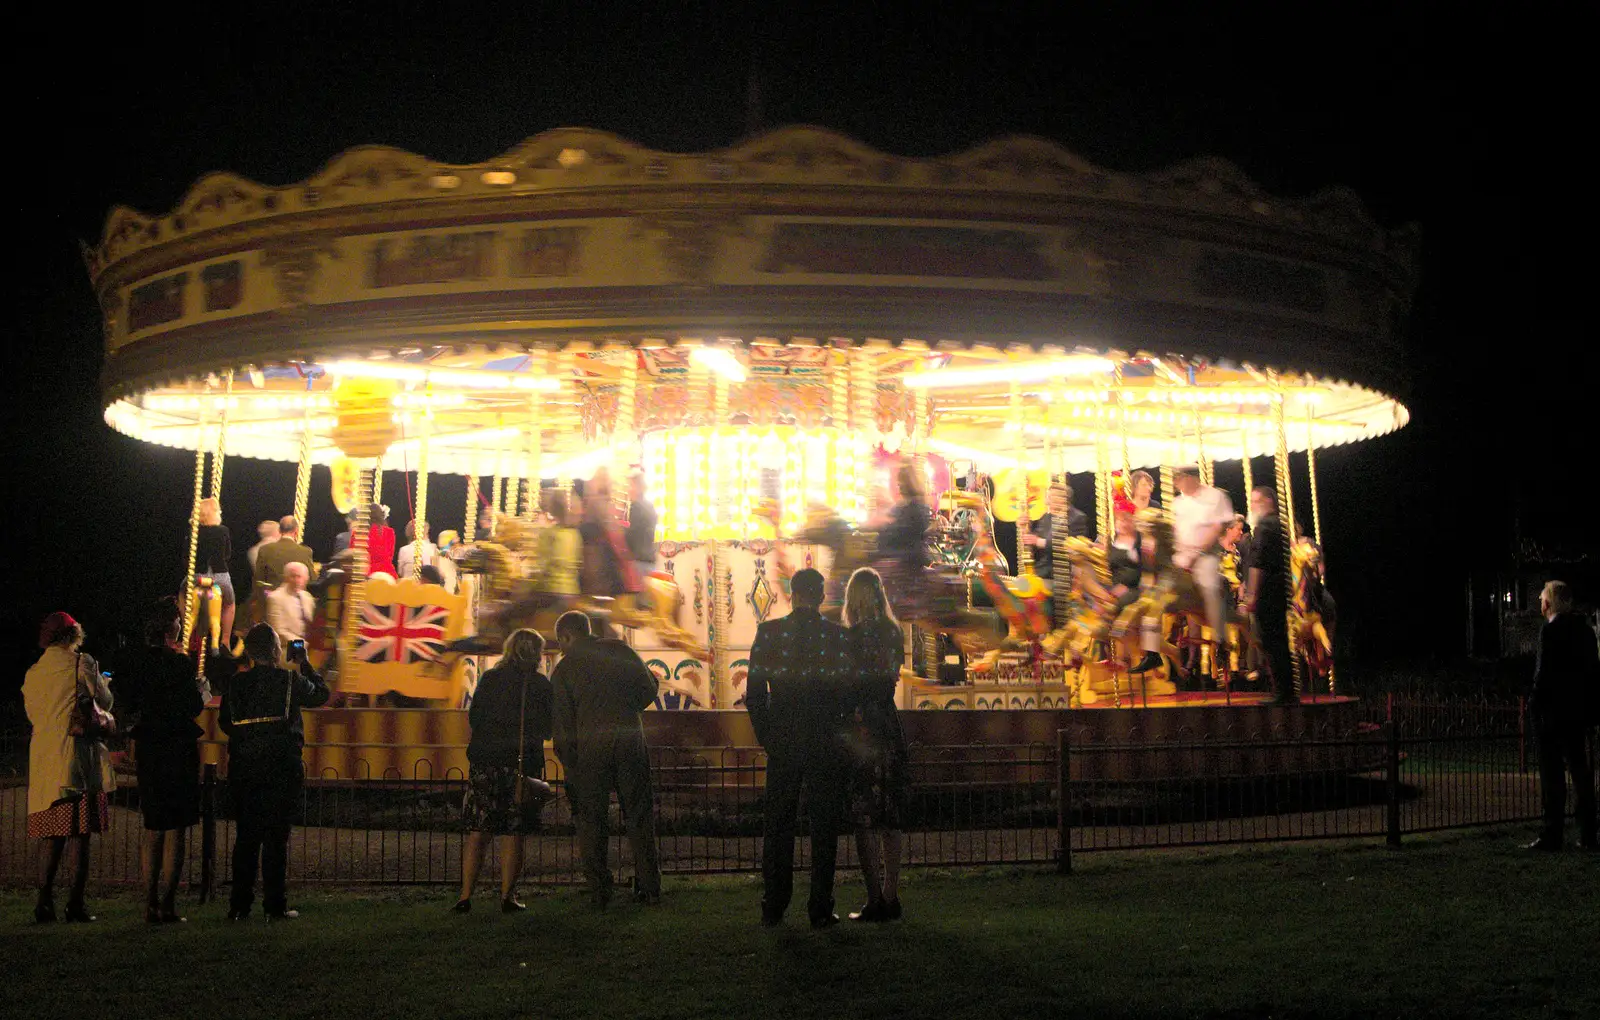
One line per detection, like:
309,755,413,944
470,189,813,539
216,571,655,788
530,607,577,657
23,611,115,923
119,603,208,923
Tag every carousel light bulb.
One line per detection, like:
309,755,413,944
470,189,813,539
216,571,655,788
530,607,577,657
689,347,747,383
902,354,1114,389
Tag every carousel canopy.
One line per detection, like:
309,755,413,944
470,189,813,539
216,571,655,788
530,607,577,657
86,126,1417,476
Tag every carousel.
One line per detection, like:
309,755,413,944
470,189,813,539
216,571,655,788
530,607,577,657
85,126,1417,778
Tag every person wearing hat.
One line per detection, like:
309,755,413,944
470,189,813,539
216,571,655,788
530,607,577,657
22,612,115,923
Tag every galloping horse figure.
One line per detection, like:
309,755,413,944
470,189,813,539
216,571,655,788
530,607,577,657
1290,540,1334,682
769,500,1007,661
1038,536,1115,663
456,514,708,660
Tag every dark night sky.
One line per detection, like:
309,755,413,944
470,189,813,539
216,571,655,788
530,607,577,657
4,5,1587,689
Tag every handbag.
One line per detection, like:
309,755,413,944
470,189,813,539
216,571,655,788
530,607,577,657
67,653,117,741
513,676,553,825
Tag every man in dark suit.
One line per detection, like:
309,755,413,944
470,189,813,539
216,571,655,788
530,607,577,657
1244,486,1295,704
551,611,663,906
1526,580,1598,851
746,568,854,928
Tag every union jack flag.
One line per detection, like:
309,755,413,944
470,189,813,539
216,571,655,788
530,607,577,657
357,603,450,664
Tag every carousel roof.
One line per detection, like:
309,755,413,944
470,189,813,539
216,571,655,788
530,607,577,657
87,126,1418,475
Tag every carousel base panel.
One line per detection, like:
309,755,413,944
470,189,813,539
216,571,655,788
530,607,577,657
197,694,1364,785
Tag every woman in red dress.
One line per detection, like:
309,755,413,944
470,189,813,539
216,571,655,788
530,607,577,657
362,503,397,578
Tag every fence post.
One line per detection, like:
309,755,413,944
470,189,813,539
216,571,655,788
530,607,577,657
1385,721,1401,847
1056,728,1072,875
199,762,217,903
1517,696,1527,773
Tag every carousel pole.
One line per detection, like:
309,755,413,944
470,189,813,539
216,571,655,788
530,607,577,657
852,347,877,521
372,450,384,511
1095,439,1112,540
209,371,233,501
914,384,937,680
462,461,479,546
708,348,730,703
613,348,638,510
343,465,374,693
292,394,314,538
1305,398,1334,695
1193,405,1211,488
1113,361,1132,482
409,389,432,579
1240,428,1254,505
1011,380,1030,575
1270,373,1303,699
523,349,547,520
1304,401,1324,553
490,413,506,532
179,393,212,656
831,348,850,516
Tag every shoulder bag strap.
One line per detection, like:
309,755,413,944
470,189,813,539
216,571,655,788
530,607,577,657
517,676,528,777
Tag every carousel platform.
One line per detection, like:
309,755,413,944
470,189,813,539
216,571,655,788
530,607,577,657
194,692,1365,785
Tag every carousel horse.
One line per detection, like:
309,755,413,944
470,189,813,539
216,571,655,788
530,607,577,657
1106,508,1250,682
1290,540,1334,681
1038,536,1115,663
943,491,1053,673
185,574,223,657
766,500,1005,661
455,514,708,660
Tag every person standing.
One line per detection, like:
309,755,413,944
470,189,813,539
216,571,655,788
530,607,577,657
1245,486,1294,705
359,504,397,578
745,568,854,928
119,601,208,923
247,519,280,572
254,515,315,594
264,562,316,649
456,629,553,911
220,624,330,921
1171,466,1233,650
840,568,909,923
23,612,114,924
396,520,440,580
551,611,661,908
331,509,359,556
1525,580,1598,851
1025,480,1089,580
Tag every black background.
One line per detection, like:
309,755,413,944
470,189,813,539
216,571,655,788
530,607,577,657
5,5,1588,692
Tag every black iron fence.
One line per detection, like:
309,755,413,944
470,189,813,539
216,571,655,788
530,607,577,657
1,698,1591,892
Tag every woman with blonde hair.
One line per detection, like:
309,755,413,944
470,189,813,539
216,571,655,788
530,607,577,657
23,612,114,923
456,628,554,913
841,568,909,922
195,497,237,640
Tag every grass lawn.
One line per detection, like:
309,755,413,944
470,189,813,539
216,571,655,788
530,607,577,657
3,826,1596,1020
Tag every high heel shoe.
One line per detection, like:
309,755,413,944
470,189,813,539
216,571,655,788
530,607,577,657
160,908,187,924
501,895,527,913
451,899,472,914
33,903,56,924
63,903,96,923
144,906,163,925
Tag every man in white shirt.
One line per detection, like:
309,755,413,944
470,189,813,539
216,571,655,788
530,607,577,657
1171,466,1233,651
247,520,279,571
396,520,440,580
264,562,316,649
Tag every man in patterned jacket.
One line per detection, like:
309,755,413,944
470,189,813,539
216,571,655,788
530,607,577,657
746,568,855,928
